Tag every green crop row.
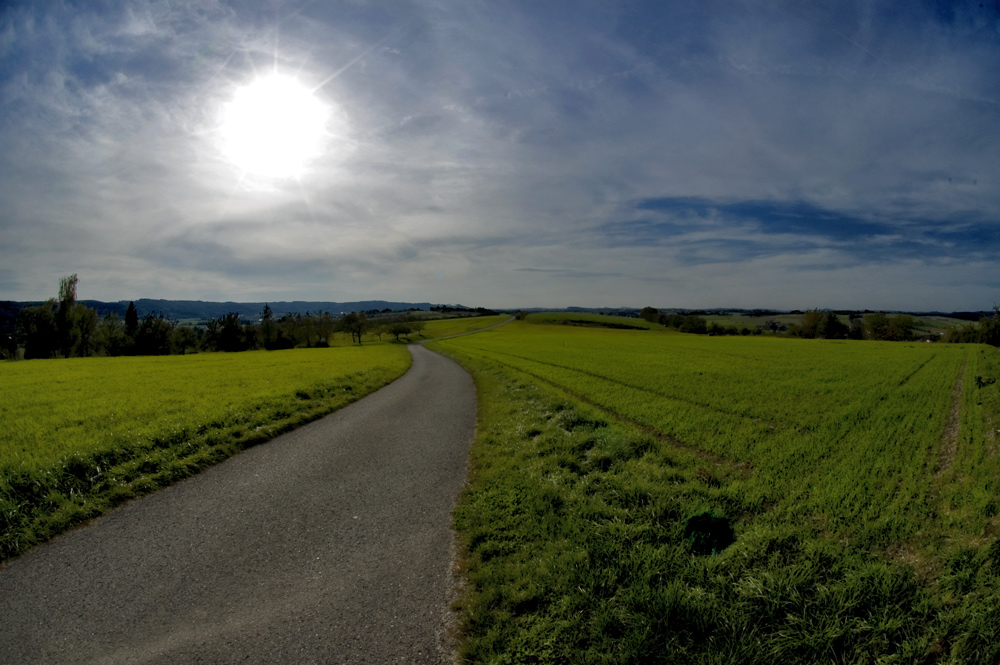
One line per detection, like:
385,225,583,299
0,345,411,560
438,321,993,547
429,333,1000,664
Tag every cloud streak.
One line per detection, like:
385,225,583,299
1,0,998,310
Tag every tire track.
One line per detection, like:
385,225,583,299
936,357,967,476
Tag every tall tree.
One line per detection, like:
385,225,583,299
95,313,127,356
75,306,98,357
883,315,915,342
18,274,97,359
316,311,334,346
17,302,58,359
56,274,79,357
979,307,1000,347
301,311,316,347
864,313,889,340
134,313,175,355
260,304,276,348
124,301,139,340
172,326,199,355
211,312,250,352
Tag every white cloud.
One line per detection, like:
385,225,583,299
0,0,997,309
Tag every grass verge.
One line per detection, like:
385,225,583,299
0,346,411,562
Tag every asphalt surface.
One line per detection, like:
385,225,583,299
0,345,476,664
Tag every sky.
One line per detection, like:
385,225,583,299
1,0,998,311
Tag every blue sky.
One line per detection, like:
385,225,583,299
1,1,998,310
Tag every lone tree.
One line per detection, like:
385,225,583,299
259,304,277,348
388,320,412,341
124,301,139,351
639,306,659,323
56,274,79,357
340,312,368,345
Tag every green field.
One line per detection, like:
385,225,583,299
525,312,664,331
5,310,1000,661
0,345,411,560
415,314,511,339
430,315,1000,663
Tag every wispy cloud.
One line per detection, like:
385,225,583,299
1,0,998,309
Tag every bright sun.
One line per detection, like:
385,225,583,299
220,74,329,179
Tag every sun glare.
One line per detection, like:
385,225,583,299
220,74,329,179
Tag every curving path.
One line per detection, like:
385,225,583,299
0,345,476,664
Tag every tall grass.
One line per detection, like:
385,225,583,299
430,320,1000,663
0,346,411,561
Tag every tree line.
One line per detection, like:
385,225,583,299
639,306,1000,346
789,309,999,344
941,309,1000,346
8,275,429,360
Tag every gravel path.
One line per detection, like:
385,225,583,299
0,345,476,664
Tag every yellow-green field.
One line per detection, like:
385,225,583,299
430,314,1000,663
0,345,411,559
524,311,664,330
415,314,510,339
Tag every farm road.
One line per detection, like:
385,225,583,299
0,345,475,664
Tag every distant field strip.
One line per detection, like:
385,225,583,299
437,323,985,542
0,346,411,559
417,314,510,340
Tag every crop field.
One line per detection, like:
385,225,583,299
0,345,411,560
430,316,1000,663
524,312,664,331
416,314,510,339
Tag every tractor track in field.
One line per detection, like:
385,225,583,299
458,347,756,477
466,345,805,434
936,357,967,476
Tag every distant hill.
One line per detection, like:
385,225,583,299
0,299,451,332
1,299,991,335
121,299,441,321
